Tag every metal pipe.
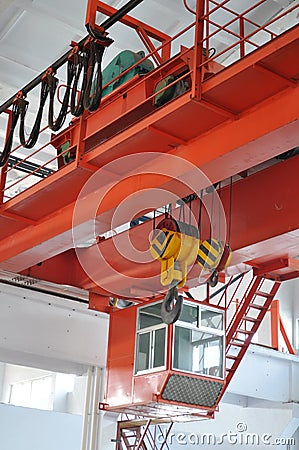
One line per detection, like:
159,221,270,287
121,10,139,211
210,272,244,301
95,367,106,450
100,0,144,29
87,367,97,450
0,0,145,114
90,367,101,450
81,367,93,450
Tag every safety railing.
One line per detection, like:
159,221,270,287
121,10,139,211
0,0,297,204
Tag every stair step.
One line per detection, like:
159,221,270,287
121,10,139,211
243,316,261,323
249,303,267,310
255,290,272,298
230,340,245,347
236,328,254,334
226,354,239,360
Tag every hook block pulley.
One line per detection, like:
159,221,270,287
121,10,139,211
150,217,199,288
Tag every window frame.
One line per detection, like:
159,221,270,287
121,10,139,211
134,301,168,376
8,374,55,410
172,301,225,379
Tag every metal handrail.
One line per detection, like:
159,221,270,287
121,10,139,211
1,0,297,203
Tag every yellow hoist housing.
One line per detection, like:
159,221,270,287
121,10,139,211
150,217,232,288
150,218,199,287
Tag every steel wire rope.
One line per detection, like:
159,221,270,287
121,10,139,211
218,180,221,240
228,176,233,247
197,189,203,237
18,80,50,149
209,185,215,240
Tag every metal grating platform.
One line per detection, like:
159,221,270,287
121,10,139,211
162,374,223,408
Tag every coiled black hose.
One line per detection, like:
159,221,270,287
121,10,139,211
48,59,75,132
83,41,105,112
0,103,20,167
70,50,89,117
19,80,50,149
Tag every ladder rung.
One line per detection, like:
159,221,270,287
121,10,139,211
243,316,261,322
226,354,239,360
230,340,245,347
236,328,254,334
249,304,267,310
255,290,272,298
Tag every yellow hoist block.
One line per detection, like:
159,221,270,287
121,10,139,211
196,238,224,270
196,238,232,272
150,218,199,287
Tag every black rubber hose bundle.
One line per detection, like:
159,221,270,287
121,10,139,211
19,80,50,149
70,50,89,117
0,103,20,167
83,41,105,112
48,59,75,132
0,41,103,168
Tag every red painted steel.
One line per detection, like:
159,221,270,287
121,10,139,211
14,155,299,297
0,1,297,298
104,297,224,418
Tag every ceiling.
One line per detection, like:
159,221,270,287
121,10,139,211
0,0,298,197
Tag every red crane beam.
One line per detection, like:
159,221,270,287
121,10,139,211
17,155,299,298
0,25,298,278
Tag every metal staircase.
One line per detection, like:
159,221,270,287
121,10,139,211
225,275,280,384
115,417,173,450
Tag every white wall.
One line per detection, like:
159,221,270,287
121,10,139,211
0,282,109,374
290,279,299,350
0,403,83,450
0,362,5,399
66,374,88,415
167,402,293,450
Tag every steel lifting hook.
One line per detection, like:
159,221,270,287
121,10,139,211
208,269,219,288
161,284,183,324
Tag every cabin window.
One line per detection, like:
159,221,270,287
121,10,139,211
135,302,167,374
173,303,224,378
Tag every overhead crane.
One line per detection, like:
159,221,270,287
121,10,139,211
0,0,298,440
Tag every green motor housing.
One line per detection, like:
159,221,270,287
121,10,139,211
102,50,154,96
154,75,190,107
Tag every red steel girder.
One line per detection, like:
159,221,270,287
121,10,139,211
17,156,299,296
0,26,298,275
0,78,298,274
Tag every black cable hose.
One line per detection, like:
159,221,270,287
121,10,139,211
19,80,50,149
70,50,89,117
209,272,244,300
0,102,21,167
48,59,75,132
83,41,105,112
0,0,146,115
